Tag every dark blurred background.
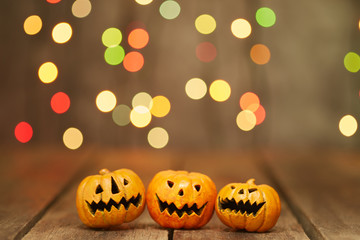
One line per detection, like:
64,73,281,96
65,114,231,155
1,0,360,150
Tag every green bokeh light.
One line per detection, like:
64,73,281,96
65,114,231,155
112,104,131,126
256,7,276,28
159,0,181,20
104,45,125,65
344,52,360,73
102,28,122,47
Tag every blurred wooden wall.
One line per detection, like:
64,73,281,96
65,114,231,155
1,0,359,149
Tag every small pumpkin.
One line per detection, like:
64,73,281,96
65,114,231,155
146,170,217,229
215,179,281,232
76,168,145,228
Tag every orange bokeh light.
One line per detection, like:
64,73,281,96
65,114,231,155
196,42,217,62
47,0,62,3
128,28,149,49
250,44,271,65
123,51,144,72
254,104,266,125
240,92,260,112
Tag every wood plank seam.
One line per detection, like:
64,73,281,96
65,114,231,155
254,154,326,240
16,152,97,240
168,228,174,240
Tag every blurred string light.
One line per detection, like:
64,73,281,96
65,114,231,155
15,122,33,143
72,0,92,18
339,115,357,137
47,0,62,3
24,15,42,35
51,92,70,114
128,28,149,49
255,7,276,28
185,78,207,100
209,79,231,102
240,92,260,112
132,92,153,109
195,14,216,34
112,104,131,126
96,90,117,112
38,62,58,84
159,0,181,20
63,127,83,150
104,45,125,65
344,52,360,73
236,110,256,131
102,28,122,47
151,96,171,117
237,92,266,130
196,42,217,62
250,44,271,65
231,18,251,39
52,22,72,44
135,0,153,5
147,127,169,149
123,51,144,72
130,106,152,128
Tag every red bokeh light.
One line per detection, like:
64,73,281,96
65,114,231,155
46,0,62,4
254,105,266,125
51,92,70,114
15,122,33,143
196,42,217,62
123,51,144,72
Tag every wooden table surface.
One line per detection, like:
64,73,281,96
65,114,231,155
0,146,359,240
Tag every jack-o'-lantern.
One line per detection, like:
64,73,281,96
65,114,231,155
76,168,145,228
146,170,217,229
215,179,281,232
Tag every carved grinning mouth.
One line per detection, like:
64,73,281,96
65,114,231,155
156,194,207,218
86,193,142,215
219,197,265,216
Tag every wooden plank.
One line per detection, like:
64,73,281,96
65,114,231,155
23,148,175,240
262,149,360,240
0,146,91,240
172,150,309,239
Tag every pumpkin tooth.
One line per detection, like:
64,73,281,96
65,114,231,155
219,197,265,216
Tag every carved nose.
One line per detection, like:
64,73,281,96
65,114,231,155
178,189,184,196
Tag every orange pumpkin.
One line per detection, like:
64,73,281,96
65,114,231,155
215,179,281,232
146,170,217,229
76,168,145,228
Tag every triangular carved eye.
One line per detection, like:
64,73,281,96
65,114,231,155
124,178,129,186
111,177,120,194
194,184,201,192
95,185,103,194
239,189,244,194
167,180,174,188
249,188,257,193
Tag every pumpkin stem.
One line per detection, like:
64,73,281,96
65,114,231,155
99,168,110,175
247,178,256,185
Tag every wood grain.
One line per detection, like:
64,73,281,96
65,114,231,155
0,146,92,240
262,149,360,240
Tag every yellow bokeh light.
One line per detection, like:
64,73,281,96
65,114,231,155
148,127,169,149
63,127,83,150
135,0,153,5
130,106,152,128
52,22,72,44
236,110,256,131
132,92,153,109
185,78,207,100
151,96,171,118
231,18,252,39
38,62,58,84
339,115,357,137
24,15,42,35
96,90,117,112
195,14,216,34
209,79,231,102
72,0,92,18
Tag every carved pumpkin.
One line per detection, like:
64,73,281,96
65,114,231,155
76,168,145,228
146,170,217,229
215,179,281,232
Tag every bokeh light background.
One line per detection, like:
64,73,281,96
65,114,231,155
1,0,360,149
